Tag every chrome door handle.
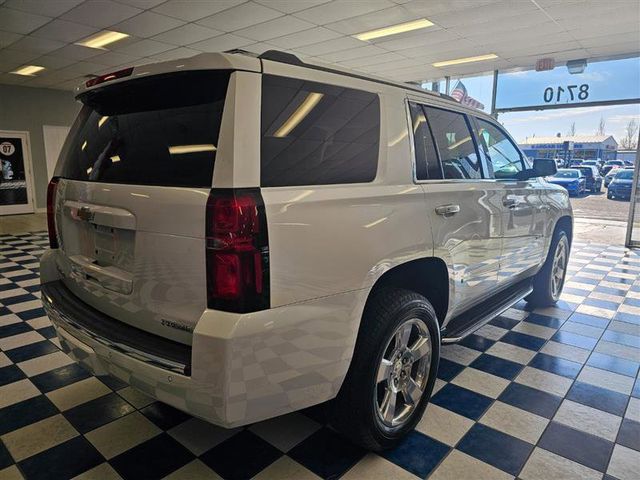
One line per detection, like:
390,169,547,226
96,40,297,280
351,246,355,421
435,204,460,216
503,198,519,209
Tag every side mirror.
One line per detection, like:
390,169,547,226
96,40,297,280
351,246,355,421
532,158,557,177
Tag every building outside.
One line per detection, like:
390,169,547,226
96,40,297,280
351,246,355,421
617,149,637,164
518,135,618,163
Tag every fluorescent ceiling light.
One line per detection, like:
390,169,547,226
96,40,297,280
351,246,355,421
168,144,217,155
354,18,433,41
76,31,129,49
433,54,498,68
274,92,324,138
98,116,109,128
110,155,120,163
11,65,45,76
81,141,87,151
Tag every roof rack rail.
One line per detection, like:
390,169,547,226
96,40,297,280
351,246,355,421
230,49,457,103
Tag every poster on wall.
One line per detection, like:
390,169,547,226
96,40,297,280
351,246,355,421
0,136,28,206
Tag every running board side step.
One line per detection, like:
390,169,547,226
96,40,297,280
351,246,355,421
441,278,533,344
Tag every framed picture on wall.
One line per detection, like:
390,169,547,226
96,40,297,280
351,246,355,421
0,131,36,216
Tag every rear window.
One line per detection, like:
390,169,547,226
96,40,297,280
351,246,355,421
56,70,230,188
260,75,380,187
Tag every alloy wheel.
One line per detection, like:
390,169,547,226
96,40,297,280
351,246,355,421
550,236,569,300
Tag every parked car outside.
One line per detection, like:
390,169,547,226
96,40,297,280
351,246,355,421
605,167,623,188
602,160,625,175
40,50,573,451
547,168,586,196
577,166,603,192
607,169,634,200
569,159,583,168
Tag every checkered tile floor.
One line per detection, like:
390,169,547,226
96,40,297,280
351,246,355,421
1,232,639,480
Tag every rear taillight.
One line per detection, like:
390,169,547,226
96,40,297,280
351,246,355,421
206,189,269,313
47,177,60,249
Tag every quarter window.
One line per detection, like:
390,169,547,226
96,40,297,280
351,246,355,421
260,75,380,187
476,119,524,179
423,106,482,180
408,102,442,180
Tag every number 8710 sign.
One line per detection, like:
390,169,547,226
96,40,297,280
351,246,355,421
543,84,589,103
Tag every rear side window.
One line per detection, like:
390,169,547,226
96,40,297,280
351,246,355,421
261,75,380,187
57,70,230,188
423,106,482,180
409,102,442,180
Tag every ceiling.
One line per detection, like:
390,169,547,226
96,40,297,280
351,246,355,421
0,0,639,91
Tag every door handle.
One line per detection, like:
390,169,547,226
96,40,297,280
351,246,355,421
503,198,519,209
435,204,460,216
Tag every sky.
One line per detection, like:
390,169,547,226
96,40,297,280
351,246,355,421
444,57,640,144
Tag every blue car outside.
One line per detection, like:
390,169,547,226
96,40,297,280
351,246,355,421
607,169,634,200
547,169,586,196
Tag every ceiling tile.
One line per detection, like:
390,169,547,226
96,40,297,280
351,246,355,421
114,11,185,38
325,5,420,35
295,36,365,56
51,44,104,60
0,48,40,64
0,6,51,34
114,0,167,7
318,44,387,62
255,0,332,14
4,36,65,56
189,33,254,52
4,0,83,17
152,23,222,45
113,38,174,56
89,50,141,66
235,15,314,41
293,0,395,24
30,19,99,43
0,30,22,48
59,60,108,75
196,3,283,32
339,51,405,68
0,72,30,84
61,0,142,28
29,54,77,69
267,26,341,49
148,46,201,61
243,41,279,54
152,0,244,22
374,28,459,52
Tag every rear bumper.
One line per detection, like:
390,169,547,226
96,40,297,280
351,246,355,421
40,249,363,427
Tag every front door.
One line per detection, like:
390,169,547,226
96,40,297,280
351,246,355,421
0,131,36,216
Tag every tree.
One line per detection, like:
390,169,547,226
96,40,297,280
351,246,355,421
567,122,576,137
596,116,606,136
620,118,638,150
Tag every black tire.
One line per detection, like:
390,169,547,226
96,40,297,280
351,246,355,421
332,288,440,451
607,192,613,199
527,229,570,308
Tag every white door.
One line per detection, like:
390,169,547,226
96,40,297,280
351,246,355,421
43,125,70,180
0,131,36,215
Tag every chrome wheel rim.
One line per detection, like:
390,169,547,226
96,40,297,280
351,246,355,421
375,318,432,429
550,237,568,300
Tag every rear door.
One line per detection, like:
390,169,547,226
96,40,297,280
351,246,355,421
409,101,503,316
52,70,232,344
472,117,546,282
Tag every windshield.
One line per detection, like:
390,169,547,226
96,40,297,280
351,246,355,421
553,169,579,178
56,70,230,188
615,170,634,180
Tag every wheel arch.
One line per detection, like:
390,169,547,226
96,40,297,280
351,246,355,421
365,257,450,326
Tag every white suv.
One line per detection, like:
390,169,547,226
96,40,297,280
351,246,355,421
41,51,572,451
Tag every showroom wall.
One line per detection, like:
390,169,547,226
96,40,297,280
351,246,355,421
0,85,80,210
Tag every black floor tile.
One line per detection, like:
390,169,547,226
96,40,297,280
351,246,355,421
525,313,564,329
459,334,495,352
538,422,614,472
96,374,127,391
587,352,639,378
0,321,31,338
529,353,582,379
566,381,630,417
110,433,194,480
551,330,598,350
16,307,46,321
567,312,610,328
501,331,546,351
0,438,13,470
489,316,520,330
37,325,57,339
0,395,58,436
30,363,91,393
382,430,450,478
616,418,640,451
0,364,26,387
431,384,493,420
140,402,192,431
4,340,58,363
470,354,523,381
64,393,136,434
18,436,103,480
499,382,562,419
457,423,533,476
436,358,465,382
202,430,283,480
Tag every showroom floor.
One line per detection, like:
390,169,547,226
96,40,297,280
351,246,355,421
0,232,639,480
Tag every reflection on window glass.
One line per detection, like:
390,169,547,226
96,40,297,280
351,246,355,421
476,119,524,179
424,107,482,179
409,102,441,180
58,71,229,188
261,75,380,187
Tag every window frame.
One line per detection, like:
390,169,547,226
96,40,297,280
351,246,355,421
406,99,487,183
471,116,528,181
